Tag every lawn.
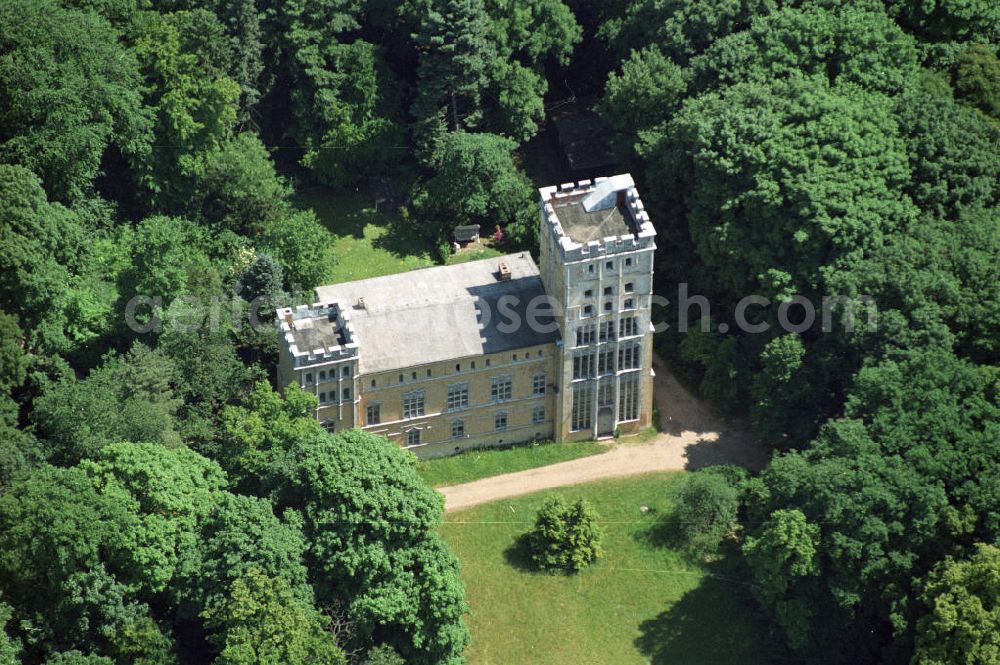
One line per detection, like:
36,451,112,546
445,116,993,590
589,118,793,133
295,186,434,283
440,473,775,665
296,186,509,284
416,440,608,487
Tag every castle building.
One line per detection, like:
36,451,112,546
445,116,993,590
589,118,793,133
276,174,656,457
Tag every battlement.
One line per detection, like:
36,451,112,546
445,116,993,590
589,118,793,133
538,174,655,263
276,302,359,367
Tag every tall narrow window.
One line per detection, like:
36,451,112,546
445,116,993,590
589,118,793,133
494,412,508,431
402,390,425,418
452,419,465,439
618,342,641,370
532,405,545,424
575,324,595,346
619,373,639,421
571,383,593,432
366,403,381,425
598,348,615,375
532,373,546,395
573,352,595,379
619,316,638,338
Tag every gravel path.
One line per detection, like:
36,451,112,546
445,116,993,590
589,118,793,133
439,355,769,512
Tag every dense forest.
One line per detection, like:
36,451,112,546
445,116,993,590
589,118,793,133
1,0,998,662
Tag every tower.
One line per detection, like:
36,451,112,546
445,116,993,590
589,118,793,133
538,175,657,440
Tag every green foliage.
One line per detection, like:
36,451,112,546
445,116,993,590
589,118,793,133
217,381,320,493
33,344,183,465
527,496,603,573
0,312,27,395
0,604,21,665
913,543,1000,665
270,429,469,664
134,9,240,208
201,569,345,665
0,0,151,203
955,43,1000,119
673,471,739,556
411,131,536,247
362,644,405,665
259,208,330,290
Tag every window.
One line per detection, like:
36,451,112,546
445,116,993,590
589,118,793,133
583,305,593,316
402,390,425,418
406,429,421,447
619,373,639,421
573,351,595,379
588,264,594,273
625,282,634,293
446,383,469,411
605,261,613,270
599,321,615,342
343,387,351,401
319,392,327,403
532,405,545,424
491,375,512,402
366,403,381,425
370,379,376,388
619,316,638,338
486,358,491,367
411,371,417,380
322,420,336,433
513,353,518,361
427,369,432,377
603,286,612,296
452,420,465,439
604,302,612,312
623,298,634,310
598,348,615,375
575,324,595,346
618,342,641,370
456,363,461,372
571,383,592,431
319,370,327,381
532,373,546,395
598,377,615,406
305,372,313,383
625,257,633,267
471,361,476,369
494,412,508,431
398,374,403,383
343,366,351,376
584,289,593,298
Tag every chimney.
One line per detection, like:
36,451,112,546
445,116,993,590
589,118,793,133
498,261,511,281
357,297,366,310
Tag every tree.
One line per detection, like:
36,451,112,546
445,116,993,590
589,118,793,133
955,43,1000,119
0,604,21,665
913,543,1000,665
202,569,345,665
673,471,739,556
270,429,469,664
0,0,151,203
0,311,27,396
411,131,536,248
260,209,331,291
33,345,183,465
217,381,319,493
412,0,496,138
527,496,603,573
133,9,240,209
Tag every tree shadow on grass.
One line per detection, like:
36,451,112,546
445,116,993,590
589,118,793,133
635,575,771,665
502,532,539,573
372,219,435,260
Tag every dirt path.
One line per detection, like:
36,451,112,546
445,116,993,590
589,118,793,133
439,355,769,512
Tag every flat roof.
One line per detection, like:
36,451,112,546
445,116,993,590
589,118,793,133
313,253,560,374
550,192,634,244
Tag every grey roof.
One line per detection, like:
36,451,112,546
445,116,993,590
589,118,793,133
313,253,560,374
551,193,636,244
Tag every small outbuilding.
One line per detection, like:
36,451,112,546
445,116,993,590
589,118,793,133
453,224,480,246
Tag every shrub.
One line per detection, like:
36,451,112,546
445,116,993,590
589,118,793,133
527,497,603,573
675,471,740,556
